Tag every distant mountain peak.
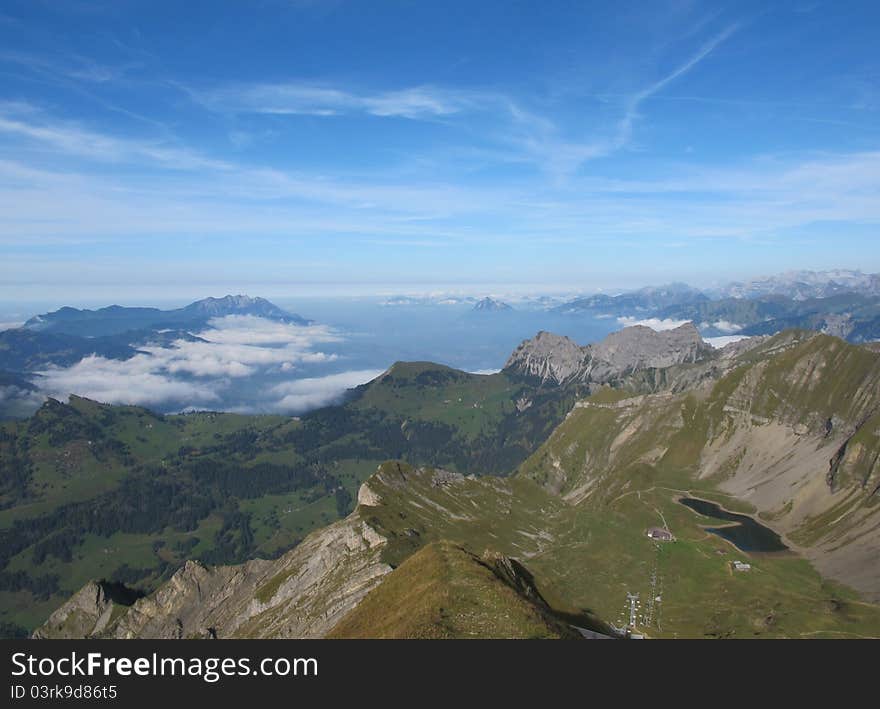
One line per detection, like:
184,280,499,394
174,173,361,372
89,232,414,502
181,294,302,320
188,294,263,309
472,297,513,312
635,282,703,296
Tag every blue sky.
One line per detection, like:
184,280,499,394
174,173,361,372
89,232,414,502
1,0,878,302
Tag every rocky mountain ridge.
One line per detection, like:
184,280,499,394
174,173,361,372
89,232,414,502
36,508,390,639
504,322,715,385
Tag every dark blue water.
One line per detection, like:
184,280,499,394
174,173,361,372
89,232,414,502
679,497,788,553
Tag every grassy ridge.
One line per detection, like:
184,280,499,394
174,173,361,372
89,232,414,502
328,541,579,639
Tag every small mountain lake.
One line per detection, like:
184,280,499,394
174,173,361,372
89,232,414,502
678,497,789,553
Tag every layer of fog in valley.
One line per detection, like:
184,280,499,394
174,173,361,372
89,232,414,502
0,295,625,417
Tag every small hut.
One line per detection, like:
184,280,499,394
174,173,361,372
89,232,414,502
646,527,674,541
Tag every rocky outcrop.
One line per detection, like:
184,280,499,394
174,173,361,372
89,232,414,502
36,494,392,640
504,331,587,384
32,581,140,639
504,323,714,385
587,323,713,377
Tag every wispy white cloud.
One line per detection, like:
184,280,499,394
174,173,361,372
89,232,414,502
631,24,738,114
615,24,740,158
196,315,341,346
0,105,228,170
1,143,878,256
1,18,877,280
0,384,46,412
0,50,138,84
138,318,340,378
709,320,743,333
180,23,736,181
193,82,470,120
488,23,739,179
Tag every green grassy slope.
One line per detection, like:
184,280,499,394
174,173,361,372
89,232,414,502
528,487,880,638
328,541,579,639
346,363,580,472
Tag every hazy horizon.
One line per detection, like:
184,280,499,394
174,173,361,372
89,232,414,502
2,265,879,315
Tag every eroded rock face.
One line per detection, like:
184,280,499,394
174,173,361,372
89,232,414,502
357,480,383,507
504,331,587,385
504,324,714,385
587,323,712,378
32,581,121,639
37,510,392,640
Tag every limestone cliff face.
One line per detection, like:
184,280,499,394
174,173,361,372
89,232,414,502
33,581,137,639
37,504,391,639
503,331,587,385
589,323,711,373
504,323,714,386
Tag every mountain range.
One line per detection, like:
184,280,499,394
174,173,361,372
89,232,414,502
5,274,880,420
714,270,880,300
551,273,880,343
21,295,309,338
5,322,880,639
554,282,708,315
